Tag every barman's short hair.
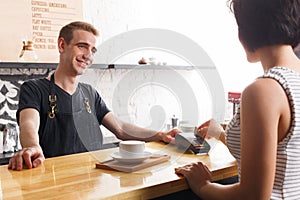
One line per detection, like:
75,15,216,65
58,21,99,44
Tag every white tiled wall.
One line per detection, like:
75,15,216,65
79,67,230,143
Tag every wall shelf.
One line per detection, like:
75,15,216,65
0,62,202,70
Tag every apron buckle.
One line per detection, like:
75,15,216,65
48,94,57,118
84,98,92,113
48,104,56,118
49,94,57,102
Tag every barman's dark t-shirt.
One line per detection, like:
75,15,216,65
16,78,110,158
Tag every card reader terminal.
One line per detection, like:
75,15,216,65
175,132,211,154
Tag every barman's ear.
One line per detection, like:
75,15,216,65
57,37,66,53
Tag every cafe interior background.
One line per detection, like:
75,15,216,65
0,0,263,149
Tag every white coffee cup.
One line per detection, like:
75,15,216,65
119,140,145,157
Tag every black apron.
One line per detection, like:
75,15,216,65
40,73,103,158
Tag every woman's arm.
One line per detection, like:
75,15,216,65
176,78,289,199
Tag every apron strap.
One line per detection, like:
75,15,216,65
79,87,92,113
48,73,91,117
48,73,57,118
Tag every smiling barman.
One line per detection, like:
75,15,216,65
8,21,179,171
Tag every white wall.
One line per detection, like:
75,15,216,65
79,0,263,137
83,0,262,93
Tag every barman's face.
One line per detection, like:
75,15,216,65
59,29,97,75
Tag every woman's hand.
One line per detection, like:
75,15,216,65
195,119,225,140
175,162,212,197
195,119,211,138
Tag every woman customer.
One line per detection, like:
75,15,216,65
175,0,300,199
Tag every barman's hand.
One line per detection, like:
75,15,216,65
157,128,181,144
8,146,45,171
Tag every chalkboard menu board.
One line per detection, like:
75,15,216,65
0,0,83,62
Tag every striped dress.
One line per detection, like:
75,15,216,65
226,67,300,199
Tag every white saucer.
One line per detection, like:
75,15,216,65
111,151,152,163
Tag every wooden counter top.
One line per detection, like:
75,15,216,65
0,140,237,200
